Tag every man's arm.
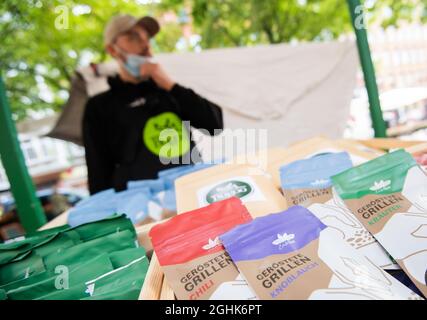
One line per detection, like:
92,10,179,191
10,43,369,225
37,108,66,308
82,98,114,194
169,83,224,135
140,62,224,135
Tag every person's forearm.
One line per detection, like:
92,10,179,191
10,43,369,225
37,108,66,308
170,84,224,135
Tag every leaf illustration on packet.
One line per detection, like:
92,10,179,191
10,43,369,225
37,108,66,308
272,233,295,246
202,237,221,250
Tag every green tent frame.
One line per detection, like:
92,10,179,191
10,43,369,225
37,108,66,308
0,76,46,233
0,0,387,232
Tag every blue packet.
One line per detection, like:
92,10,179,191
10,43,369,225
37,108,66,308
74,189,115,208
115,188,152,224
68,206,118,227
280,152,353,190
127,179,165,196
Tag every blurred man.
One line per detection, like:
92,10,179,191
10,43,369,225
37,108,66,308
83,15,223,194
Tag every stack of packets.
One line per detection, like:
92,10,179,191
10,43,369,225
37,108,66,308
149,142,427,300
67,163,216,227
0,215,148,300
150,197,423,300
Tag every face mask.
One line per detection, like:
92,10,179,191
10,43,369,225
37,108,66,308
124,53,149,78
115,46,149,78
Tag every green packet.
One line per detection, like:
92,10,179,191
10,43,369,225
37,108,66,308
0,230,81,272
84,251,149,300
0,224,71,255
31,230,80,257
0,214,134,266
0,231,82,288
43,230,137,273
1,247,146,293
27,224,70,238
8,253,114,300
1,268,54,293
109,247,146,269
2,229,136,288
35,248,147,300
0,251,46,286
0,233,62,265
35,285,88,300
81,280,143,300
332,149,427,298
69,214,136,242
0,230,80,288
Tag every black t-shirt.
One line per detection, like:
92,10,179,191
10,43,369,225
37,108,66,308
82,76,223,194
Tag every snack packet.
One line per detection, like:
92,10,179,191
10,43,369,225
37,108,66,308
175,163,286,217
267,137,382,188
280,152,398,270
332,149,427,297
220,206,422,300
149,197,256,300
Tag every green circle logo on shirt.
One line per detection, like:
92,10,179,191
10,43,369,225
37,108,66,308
143,112,190,158
206,180,252,204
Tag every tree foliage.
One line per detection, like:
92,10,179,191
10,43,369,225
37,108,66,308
0,0,181,120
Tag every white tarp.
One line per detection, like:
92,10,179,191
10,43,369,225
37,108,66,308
48,40,358,152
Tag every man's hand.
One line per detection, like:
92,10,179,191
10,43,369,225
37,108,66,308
140,62,176,91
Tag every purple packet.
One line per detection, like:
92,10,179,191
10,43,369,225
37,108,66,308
220,206,421,300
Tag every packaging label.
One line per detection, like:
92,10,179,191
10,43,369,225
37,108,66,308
197,176,266,207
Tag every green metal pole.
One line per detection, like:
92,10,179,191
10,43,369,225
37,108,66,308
0,75,46,233
347,0,387,138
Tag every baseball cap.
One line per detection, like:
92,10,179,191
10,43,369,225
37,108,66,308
104,14,160,46
137,16,160,38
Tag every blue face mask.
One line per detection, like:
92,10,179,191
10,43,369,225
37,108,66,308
115,45,149,78
123,53,148,78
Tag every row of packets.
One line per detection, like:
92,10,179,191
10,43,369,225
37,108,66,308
150,197,422,300
0,215,148,300
151,148,427,300
67,162,217,227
